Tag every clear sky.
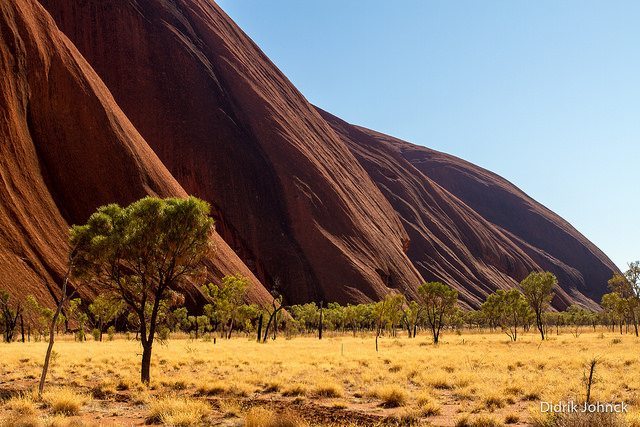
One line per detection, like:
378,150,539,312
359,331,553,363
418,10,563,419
218,0,639,271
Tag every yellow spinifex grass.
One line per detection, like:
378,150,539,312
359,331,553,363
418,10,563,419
0,330,638,425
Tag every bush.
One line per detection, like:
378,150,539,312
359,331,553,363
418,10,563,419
4,394,37,416
158,327,170,341
313,382,343,398
368,385,407,408
92,328,101,341
456,415,504,427
42,388,87,416
146,397,210,426
245,407,307,427
107,326,116,341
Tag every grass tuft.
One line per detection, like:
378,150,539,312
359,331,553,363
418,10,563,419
244,407,307,427
312,382,343,398
42,388,87,416
368,385,408,408
146,396,210,426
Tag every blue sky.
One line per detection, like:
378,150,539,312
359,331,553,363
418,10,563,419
218,0,639,271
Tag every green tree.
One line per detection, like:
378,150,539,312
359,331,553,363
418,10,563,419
402,300,422,338
70,196,213,384
417,282,458,344
521,272,556,340
609,269,639,337
0,290,22,343
89,294,125,341
566,304,590,337
68,298,88,341
481,292,503,332
601,292,626,334
202,274,249,339
187,315,210,339
370,294,405,351
485,289,530,341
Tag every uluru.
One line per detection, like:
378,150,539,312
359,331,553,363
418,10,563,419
1,0,619,310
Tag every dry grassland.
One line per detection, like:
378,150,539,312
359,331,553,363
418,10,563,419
1,331,639,426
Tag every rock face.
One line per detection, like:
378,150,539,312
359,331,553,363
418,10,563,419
1,0,618,309
39,0,424,304
320,110,617,309
0,0,271,307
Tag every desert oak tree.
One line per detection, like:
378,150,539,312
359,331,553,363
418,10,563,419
417,282,458,344
70,196,213,384
521,271,556,340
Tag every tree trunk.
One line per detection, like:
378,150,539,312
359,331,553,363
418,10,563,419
536,311,545,340
39,300,63,395
38,262,74,396
141,343,152,385
257,314,263,342
318,301,323,340
226,318,234,339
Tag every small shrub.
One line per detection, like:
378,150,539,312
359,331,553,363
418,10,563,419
421,401,441,416
91,329,101,342
146,397,210,426
0,414,41,427
282,384,307,397
42,388,87,416
384,409,421,426
158,327,170,341
369,385,407,408
429,375,452,390
313,382,343,398
263,380,282,393
196,381,226,396
504,413,519,424
456,415,504,427
4,394,38,416
218,399,242,418
91,381,116,399
107,326,116,341
483,394,505,410
244,407,307,427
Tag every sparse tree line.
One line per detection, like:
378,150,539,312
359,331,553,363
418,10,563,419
4,263,638,347
0,195,637,390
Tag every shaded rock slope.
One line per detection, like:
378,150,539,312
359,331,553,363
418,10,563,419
320,110,617,309
0,0,618,309
0,0,271,307
39,0,424,304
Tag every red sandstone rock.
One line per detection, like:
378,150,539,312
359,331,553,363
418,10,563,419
319,109,617,309
1,0,618,310
39,0,424,304
0,0,271,307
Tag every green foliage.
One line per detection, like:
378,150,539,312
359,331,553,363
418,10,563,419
417,282,458,344
0,290,22,343
68,298,89,342
24,295,65,341
566,304,592,337
107,326,116,341
521,271,556,340
482,289,530,341
89,294,124,341
69,196,214,383
373,293,406,336
202,274,250,338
